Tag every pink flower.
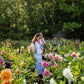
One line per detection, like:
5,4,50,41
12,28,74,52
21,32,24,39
41,61,50,67
43,68,53,77
48,54,55,61
0,56,2,59
54,62,57,68
55,55,59,61
55,54,63,61
41,61,46,67
1,50,5,55
71,52,77,57
46,62,50,67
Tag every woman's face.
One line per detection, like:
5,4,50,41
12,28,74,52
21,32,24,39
36,36,40,41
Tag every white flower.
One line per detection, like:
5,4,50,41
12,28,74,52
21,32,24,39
23,79,26,84
50,78,56,84
77,52,80,56
17,49,19,52
68,62,71,65
63,68,74,81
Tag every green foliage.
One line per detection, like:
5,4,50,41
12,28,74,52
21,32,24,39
0,0,84,39
63,22,81,31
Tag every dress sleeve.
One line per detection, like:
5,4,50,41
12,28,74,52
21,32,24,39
35,42,42,54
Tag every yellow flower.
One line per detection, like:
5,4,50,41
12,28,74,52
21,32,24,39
75,65,79,70
63,45,65,48
0,69,12,81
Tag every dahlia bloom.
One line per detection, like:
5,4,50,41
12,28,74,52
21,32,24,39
23,79,26,84
71,52,77,57
54,62,57,68
48,53,55,61
21,46,24,51
0,69,12,81
63,68,74,81
1,50,5,55
41,61,50,67
55,54,63,61
0,60,5,63
8,62,12,65
43,68,53,77
7,43,11,47
50,78,56,84
1,80,12,84
21,62,26,66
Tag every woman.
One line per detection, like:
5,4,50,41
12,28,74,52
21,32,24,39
32,33,44,76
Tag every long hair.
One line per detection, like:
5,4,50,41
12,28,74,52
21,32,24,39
40,33,43,36
32,33,40,43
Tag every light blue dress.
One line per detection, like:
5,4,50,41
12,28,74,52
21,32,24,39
34,41,44,75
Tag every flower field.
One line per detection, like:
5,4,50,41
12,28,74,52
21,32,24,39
0,38,84,84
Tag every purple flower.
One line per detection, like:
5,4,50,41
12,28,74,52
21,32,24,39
8,62,12,65
10,69,13,72
0,60,4,63
3,64,6,66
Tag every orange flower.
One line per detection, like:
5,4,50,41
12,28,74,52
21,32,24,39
76,42,78,44
21,62,26,66
1,81,7,84
21,46,24,51
9,55,12,58
0,69,12,81
1,80,12,84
